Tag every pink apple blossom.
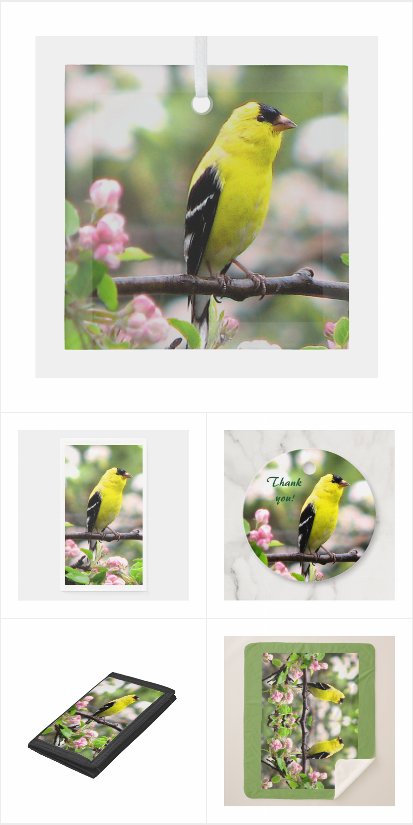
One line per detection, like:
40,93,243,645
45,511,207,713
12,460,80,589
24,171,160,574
93,243,122,270
65,539,85,564
284,689,294,704
255,508,270,525
289,761,302,775
96,212,127,244
78,224,98,248
270,690,284,703
84,729,98,740
105,556,128,571
73,737,88,748
90,179,122,212
262,652,273,664
274,561,290,575
76,700,89,709
309,659,328,672
262,779,273,789
270,739,283,751
289,667,303,681
70,714,82,725
105,573,125,585
132,295,157,317
315,570,325,581
284,738,293,751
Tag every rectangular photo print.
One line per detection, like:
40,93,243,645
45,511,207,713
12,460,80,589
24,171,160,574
62,438,146,590
36,675,164,762
64,64,348,351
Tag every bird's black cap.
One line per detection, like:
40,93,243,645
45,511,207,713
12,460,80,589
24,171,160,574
332,474,344,484
258,103,282,122
116,468,130,477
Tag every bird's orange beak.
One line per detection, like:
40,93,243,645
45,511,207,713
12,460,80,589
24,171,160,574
273,113,296,132
124,471,132,478
338,479,349,487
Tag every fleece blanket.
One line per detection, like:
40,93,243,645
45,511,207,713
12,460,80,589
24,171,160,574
244,642,375,799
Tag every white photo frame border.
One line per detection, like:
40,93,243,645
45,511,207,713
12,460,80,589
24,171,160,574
36,35,377,379
61,436,147,592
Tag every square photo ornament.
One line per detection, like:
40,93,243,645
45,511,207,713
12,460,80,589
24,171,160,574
64,64,348,351
62,438,146,590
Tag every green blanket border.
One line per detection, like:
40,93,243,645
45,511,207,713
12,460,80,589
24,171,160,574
244,642,375,800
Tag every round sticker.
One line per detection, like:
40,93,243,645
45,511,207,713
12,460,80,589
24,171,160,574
243,449,375,583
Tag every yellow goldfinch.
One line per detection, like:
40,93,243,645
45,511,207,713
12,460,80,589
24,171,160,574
298,474,349,579
184,101,296,345
87,467,131,553
308,682,345,704
307,737,344,760
93,694,139,718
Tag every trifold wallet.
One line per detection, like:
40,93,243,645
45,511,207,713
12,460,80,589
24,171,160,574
28,671,176,777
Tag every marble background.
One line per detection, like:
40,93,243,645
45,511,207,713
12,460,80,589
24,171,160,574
224,430,395,600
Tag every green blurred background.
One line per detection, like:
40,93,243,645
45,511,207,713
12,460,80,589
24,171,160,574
66,64,348,348
65,443,143,565
262,652,359,788
244,449,375,579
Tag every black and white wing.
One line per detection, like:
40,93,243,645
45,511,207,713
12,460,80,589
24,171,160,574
94,699,115,716
298,502,315,553
87,490,102,534
184,165,222,275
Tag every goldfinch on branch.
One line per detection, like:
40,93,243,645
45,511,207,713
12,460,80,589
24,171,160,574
87,467,131,553
308,682,345,704
298,473,349,579
93,694,139,718
184,101,296,345
307,737,344,760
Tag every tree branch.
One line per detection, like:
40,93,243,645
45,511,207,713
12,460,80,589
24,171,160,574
266,549,360,565
77,711,122,732
65,527,143,542
113,268,348,302
301,669,309,774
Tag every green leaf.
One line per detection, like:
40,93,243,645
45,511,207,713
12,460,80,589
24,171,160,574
80,747,95,761
302,346,328,350
287,653,299,663
243,518,250,533
130,563,143,584
168,318,201,349
97,273,118,311
268,539,283,547
315,781,325,789
286,779,298,789
65,200,80,237
92,260,106,288
117,246,152,262
333,316,349,348
91,736,109,749
270,774,281,783
250,542,268,566
291,572,306,581
277,726,292,737
277,704,293,714
65,521,73,527
64,319,82,350
275,754,286,771
272,658,282,667
65,261,78,282
206,298,220,348
307,714,313,728
276,670,287,685
81,547,93,561
340,252,349,266
64,567,89,585
90,569,107,585
66,259,94,299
